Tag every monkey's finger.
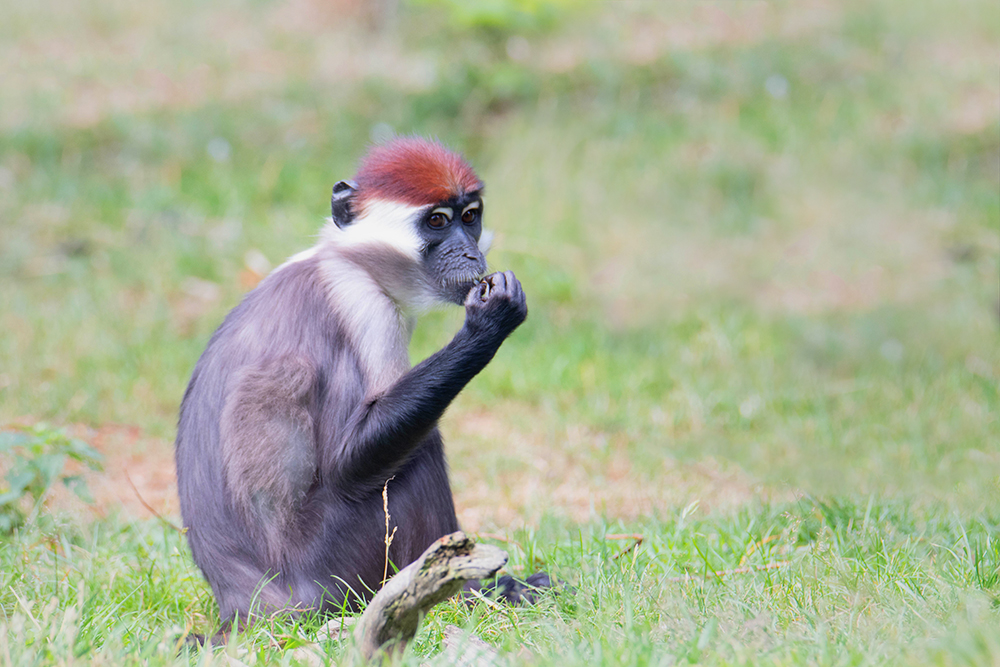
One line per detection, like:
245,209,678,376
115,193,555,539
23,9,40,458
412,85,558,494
479,279,491,302
465,281,484,306
506,272,522,296
514,283,526,313
490,272,508,293
501,271,518,296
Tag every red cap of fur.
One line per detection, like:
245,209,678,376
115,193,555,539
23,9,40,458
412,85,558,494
354,137,482,208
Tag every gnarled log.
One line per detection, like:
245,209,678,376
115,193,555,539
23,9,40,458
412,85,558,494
353,531,507,660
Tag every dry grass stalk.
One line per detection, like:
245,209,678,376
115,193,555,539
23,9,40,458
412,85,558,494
667,560,790,583
124,470,185,534
612,536,644,561
475,532,510,543
382,476,397,586
739,534,780,566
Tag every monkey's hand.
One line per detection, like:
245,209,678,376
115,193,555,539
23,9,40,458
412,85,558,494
463,271,527,343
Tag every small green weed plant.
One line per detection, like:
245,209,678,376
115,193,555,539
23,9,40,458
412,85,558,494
408,0,576,33
0,423,103,534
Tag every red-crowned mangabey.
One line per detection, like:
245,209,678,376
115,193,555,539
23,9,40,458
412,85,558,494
175,137,538,637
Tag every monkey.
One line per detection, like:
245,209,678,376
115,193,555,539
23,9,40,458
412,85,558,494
175,137,541,637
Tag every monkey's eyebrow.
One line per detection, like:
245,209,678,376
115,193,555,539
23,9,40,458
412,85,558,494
431,207,454,220
461,201,480,213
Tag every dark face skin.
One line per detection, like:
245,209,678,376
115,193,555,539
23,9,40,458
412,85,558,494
418,191,487,305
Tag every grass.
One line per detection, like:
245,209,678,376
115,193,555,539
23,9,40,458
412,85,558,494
3,501,1000,665
1,0,998,663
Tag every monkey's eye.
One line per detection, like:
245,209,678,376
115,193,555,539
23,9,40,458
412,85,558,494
461,209,478,224
428,213,448,229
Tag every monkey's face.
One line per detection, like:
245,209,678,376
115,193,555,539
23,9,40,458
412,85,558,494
419,192,488,305
326,135,490,310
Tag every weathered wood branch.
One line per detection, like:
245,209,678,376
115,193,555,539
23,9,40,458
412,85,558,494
353,531,507,661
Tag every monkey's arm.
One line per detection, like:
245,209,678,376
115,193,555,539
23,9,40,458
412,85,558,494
326,272,526,489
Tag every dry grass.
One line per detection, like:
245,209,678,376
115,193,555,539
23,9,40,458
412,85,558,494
29,411,788,534
448,408,791,531
23,422,181,519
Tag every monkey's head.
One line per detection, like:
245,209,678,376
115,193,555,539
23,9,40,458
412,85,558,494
327,137,490,307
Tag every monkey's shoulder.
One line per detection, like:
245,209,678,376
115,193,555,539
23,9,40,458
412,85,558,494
219,258,342,345
188,257,355,390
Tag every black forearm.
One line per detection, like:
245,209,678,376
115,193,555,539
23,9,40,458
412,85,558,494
327,326,500,487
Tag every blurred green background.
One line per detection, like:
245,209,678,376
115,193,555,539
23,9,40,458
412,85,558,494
0,0,997,522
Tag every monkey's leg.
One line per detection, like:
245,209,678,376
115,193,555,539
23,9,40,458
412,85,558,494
185,569,321,647
220,357,317,556
463,572,555,605
199,356,320,627
214,562,322,626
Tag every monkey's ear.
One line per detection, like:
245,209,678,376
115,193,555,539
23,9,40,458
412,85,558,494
478,229,494,255
331,180,358,228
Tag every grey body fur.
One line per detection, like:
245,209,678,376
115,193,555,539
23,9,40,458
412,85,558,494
176,247,461,621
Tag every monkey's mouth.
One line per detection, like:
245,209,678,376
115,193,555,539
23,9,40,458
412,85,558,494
441,270,487,289
440,272,486,304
